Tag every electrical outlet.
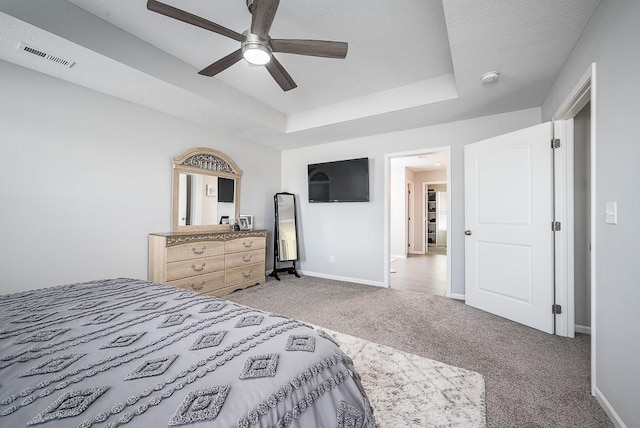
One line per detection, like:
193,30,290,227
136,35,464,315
329,255,335,263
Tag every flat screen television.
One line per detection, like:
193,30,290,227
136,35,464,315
308,157,369,202
218,177,234,203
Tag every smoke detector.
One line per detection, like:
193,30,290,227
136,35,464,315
481,70,500,84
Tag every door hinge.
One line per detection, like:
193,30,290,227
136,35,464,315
552,221,561,231
551,138,561,149
552,304,562,315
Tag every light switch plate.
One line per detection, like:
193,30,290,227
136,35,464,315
605,202,617,224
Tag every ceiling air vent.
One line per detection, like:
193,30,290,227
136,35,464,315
17,42,75,68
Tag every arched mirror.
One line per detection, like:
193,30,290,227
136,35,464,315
270,192,300,280
172,148,242,233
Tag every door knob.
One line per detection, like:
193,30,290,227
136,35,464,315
465,230,472,236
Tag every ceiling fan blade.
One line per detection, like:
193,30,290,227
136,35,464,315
147,0,244,42
198,49,243,77
251,0,280,40
265,56,297,91
271,39,348,59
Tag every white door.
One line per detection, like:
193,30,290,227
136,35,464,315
464,122,554,333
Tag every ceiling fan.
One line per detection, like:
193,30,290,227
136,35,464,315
146,0,349,91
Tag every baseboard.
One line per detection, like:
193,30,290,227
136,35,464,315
298,270,386,288
594,386,628,428
575,324,592,335
390,254,406,259
448,293,465,301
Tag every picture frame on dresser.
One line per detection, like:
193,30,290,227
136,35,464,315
238,217,250,230
240,214,253,230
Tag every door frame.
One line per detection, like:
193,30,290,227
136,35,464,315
552,63,597,394
422,181,446,252
383,147,452,297
406,181,416,255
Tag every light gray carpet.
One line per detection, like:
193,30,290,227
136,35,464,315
228,275,613,427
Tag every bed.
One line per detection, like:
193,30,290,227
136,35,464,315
0,278,374,427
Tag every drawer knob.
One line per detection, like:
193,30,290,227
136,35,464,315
192,246,206,255
242,270,253,278
191,282,204,291
242,241,253,248
242,255,253,262
191,263,206,272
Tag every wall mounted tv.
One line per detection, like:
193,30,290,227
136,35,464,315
308,157,370,203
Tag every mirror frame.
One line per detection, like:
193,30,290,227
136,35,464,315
275,192,299,262
172,147,242,233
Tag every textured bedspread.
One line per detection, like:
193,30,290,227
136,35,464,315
0,278,374,427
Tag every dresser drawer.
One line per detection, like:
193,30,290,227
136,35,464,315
167,271,225,294
166,241,225,263
225,237,266,254
225,263,265,287
166,255,225,281
225,249,266,269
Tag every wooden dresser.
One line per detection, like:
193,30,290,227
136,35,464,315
148,230,266,296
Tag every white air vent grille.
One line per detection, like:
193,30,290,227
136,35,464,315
17,42,75,68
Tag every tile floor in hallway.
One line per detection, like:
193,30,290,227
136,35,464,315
390,248,447,295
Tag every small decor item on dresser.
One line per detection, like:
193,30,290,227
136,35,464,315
219,216,229,225
238,217,250,230
239,214,253,230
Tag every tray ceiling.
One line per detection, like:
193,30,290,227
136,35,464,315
0,0,599,149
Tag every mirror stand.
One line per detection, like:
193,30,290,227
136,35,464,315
269,192,301,281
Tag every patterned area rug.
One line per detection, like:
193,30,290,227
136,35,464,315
321,327,486,427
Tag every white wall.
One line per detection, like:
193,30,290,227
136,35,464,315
281,107,540,292
541,1,640,424
0,61,280,294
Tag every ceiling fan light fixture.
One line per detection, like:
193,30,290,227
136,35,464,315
242,32,271,65
146,1,347,90
242,45,271,65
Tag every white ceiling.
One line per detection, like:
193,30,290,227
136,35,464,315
0,0,600,150
398,152,448,173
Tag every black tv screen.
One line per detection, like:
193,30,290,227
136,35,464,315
308,157,370,202
218,177,234,203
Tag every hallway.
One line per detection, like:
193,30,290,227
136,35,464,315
390,250,447,295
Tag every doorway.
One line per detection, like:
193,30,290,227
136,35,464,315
552,64,596,394
423,181,447,255
572,102,591,336
386,149,451,295
460,64,596,388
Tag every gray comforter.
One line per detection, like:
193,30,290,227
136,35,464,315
0,278,374,427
